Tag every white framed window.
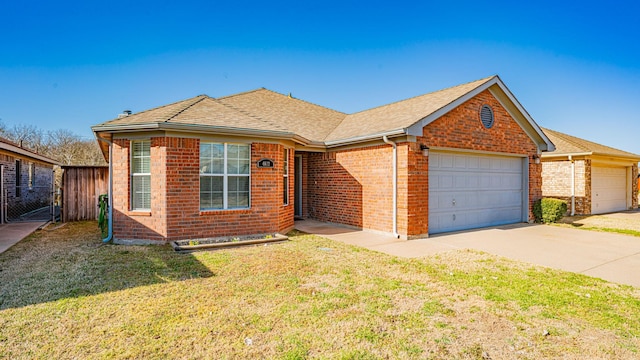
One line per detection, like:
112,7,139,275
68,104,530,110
131,140,151,210
283,148,289,205
28,163,34,189
200,142,250,210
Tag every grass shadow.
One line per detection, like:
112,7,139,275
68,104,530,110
0,222,214,310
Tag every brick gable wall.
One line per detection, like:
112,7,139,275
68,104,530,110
111,137,293,242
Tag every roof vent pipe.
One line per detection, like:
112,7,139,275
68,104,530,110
117,110,132,119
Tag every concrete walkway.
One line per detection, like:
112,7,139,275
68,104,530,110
295,219,640,287
0,221,46,254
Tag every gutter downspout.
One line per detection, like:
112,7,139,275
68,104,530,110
569,155,575,216
382,136,400,238
97,137,113,243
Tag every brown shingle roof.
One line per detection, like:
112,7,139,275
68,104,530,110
93,75,552,151
94,96,206,127
542,128,640,160
94,95,290,133
326,76,495,142
218,88,346,142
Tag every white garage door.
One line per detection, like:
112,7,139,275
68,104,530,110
429,152,525,234
592,166,627,214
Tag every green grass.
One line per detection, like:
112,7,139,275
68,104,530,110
563,225,640,238
0,222,639,359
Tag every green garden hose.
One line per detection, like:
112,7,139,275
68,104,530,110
98,194,108,237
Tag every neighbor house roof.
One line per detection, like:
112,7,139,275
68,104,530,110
93,75,554,152
541,128,640,160
0,136,60,165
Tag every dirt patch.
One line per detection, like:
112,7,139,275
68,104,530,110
559,211,640,233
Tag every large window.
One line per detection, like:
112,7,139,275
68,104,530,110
200,143,250,210
131,140,151,210
283,148,289,205
15,160,21,197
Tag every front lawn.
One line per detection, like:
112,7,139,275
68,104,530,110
556,212,640,237
0,222,639,359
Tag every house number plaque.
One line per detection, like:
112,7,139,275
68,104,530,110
257,158,275,168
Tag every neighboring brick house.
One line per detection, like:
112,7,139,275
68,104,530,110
0,136,58,223
92,75,555,243
541,128,640,215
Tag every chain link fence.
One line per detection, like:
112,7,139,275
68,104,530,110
2,185,55,223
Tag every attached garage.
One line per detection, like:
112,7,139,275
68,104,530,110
591,166,628,214
429,151,527,234
541,128,639,216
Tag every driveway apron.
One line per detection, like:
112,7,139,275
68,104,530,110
295,219,640,287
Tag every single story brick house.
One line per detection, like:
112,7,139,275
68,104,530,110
541,128,639,215
0,136,58,223
92,75,555,243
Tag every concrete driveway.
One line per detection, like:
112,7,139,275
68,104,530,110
295,219,640,288
0,221,46,254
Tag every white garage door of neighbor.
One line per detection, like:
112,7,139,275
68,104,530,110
429,152,525,234
592,166,627,214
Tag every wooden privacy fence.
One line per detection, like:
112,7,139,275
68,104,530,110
62,166,108,222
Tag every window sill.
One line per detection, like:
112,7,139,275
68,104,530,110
199,208,251,216
128,211,151,216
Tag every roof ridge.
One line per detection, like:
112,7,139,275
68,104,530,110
106,94,208,122
265,88,348,116
164,95,209,122
347,75,496,117
217,88,267,100
214,96,291,132
221,87,347,116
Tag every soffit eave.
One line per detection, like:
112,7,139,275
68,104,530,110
92,122,302,142
324,129,406,148
541,151,640,163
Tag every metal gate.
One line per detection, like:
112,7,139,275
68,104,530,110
1,162,55,223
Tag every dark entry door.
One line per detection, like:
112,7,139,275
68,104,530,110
294,156,302,217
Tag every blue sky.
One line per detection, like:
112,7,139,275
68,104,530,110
1,1,639,154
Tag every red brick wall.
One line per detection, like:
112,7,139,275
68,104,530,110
111,137,294,242
112,139,166,241
421,89,541,221
307,146,393,233
299,152,309,217
401,142,429,237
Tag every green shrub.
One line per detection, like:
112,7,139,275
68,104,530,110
533,198,568,223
